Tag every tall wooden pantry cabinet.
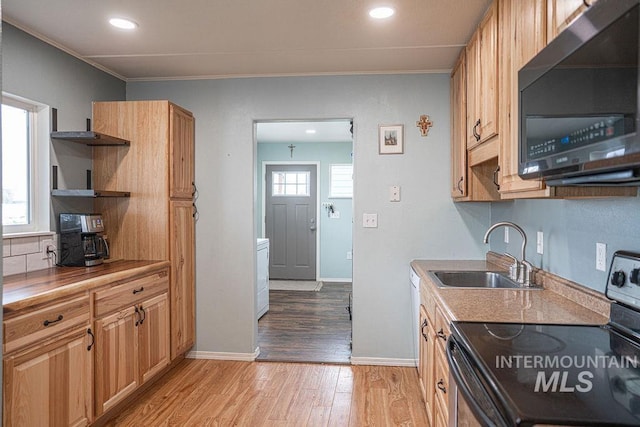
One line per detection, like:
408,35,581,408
92,100,196,360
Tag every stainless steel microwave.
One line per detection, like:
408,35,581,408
519,0,640,185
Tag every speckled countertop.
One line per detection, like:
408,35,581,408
411,259,610,325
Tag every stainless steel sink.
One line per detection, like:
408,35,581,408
430,270,541,289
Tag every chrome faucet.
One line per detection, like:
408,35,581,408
483,221,533,287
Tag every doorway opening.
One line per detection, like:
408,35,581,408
254,119,353,363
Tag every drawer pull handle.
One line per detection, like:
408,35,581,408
43,315,63,327
139,305,146,325
87,328,95,351
421,319,429,341
437,379,447,394
132,287,144,295
437,329,447,341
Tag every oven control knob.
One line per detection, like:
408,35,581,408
630,268,640,285
611,270,626,288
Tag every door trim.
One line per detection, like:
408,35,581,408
261,160,321,281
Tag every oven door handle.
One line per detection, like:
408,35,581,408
446,334,509,427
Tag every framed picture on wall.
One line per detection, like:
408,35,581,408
378,124,404,154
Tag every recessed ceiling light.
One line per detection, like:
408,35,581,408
305,129,317,134
109,18,138,30
369,7,395,19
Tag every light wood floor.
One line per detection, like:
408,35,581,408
105,359,429,426
257,282,352,363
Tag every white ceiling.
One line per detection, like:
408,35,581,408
3,0,491,81
257,120,353,144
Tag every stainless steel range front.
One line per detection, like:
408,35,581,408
447,251,640,426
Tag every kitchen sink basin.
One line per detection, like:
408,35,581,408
430,270,541,289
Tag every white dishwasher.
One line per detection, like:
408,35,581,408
410,266,421,367
257,238,270,319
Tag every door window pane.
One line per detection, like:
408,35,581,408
2,104,30,225
272,171,310,196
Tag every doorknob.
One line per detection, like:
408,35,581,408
310,218,316,231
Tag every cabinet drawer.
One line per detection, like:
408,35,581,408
94,270,169,317
4,295,89,354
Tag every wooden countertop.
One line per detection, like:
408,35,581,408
411,259,610,325
3,260,170,314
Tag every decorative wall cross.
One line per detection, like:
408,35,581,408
288,144,296,158
416,115,433,137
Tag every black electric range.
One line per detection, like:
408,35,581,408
447,251,640,426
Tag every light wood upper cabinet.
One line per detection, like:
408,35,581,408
4,326,93,427
547,0,597,42
467,1,499,150
451,50,468,199
498,0,548,196
169,104,195,199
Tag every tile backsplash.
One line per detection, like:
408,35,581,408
3,234,57,276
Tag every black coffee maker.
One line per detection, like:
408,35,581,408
59,213,109,267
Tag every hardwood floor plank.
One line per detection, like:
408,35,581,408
105,359,429,427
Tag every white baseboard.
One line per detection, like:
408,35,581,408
186,347,260,362
319,278,353,283
350,356,417,367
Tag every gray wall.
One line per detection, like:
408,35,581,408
128,74,491,360
3,24,125,222
490,197,640,293
257,141,353,280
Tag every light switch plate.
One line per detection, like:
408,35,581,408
504,227,509,244
536,231,544,255
596,242,607,271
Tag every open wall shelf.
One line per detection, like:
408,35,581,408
51,189,131,198
50,131,130,146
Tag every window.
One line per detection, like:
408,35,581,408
2,94,49,234
272,171,310,196
330,164,353,198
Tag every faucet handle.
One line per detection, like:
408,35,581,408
520,260,534,287
504,253,519,280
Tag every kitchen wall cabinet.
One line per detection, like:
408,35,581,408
547,0,598,41
93,100,196,359
450,51,468,199
3,295,93,426
466,1,499,150
452,0,636,201
93,271,170,416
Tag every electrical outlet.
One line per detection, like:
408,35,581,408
330,211,340,219
536,231,544,255
390,185,401,202
363,213,378,228
504,227,509,244
596,242,607,271
41,239,55,260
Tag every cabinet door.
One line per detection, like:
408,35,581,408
465,31,479,149
170,199,196,359
4,326,92,427
547,0,597,42
499,0,548,195
451,50,468,199
139,293,170,383
169,103,195,199
418,305,434,426
94,306,139,416
477,1,499,143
